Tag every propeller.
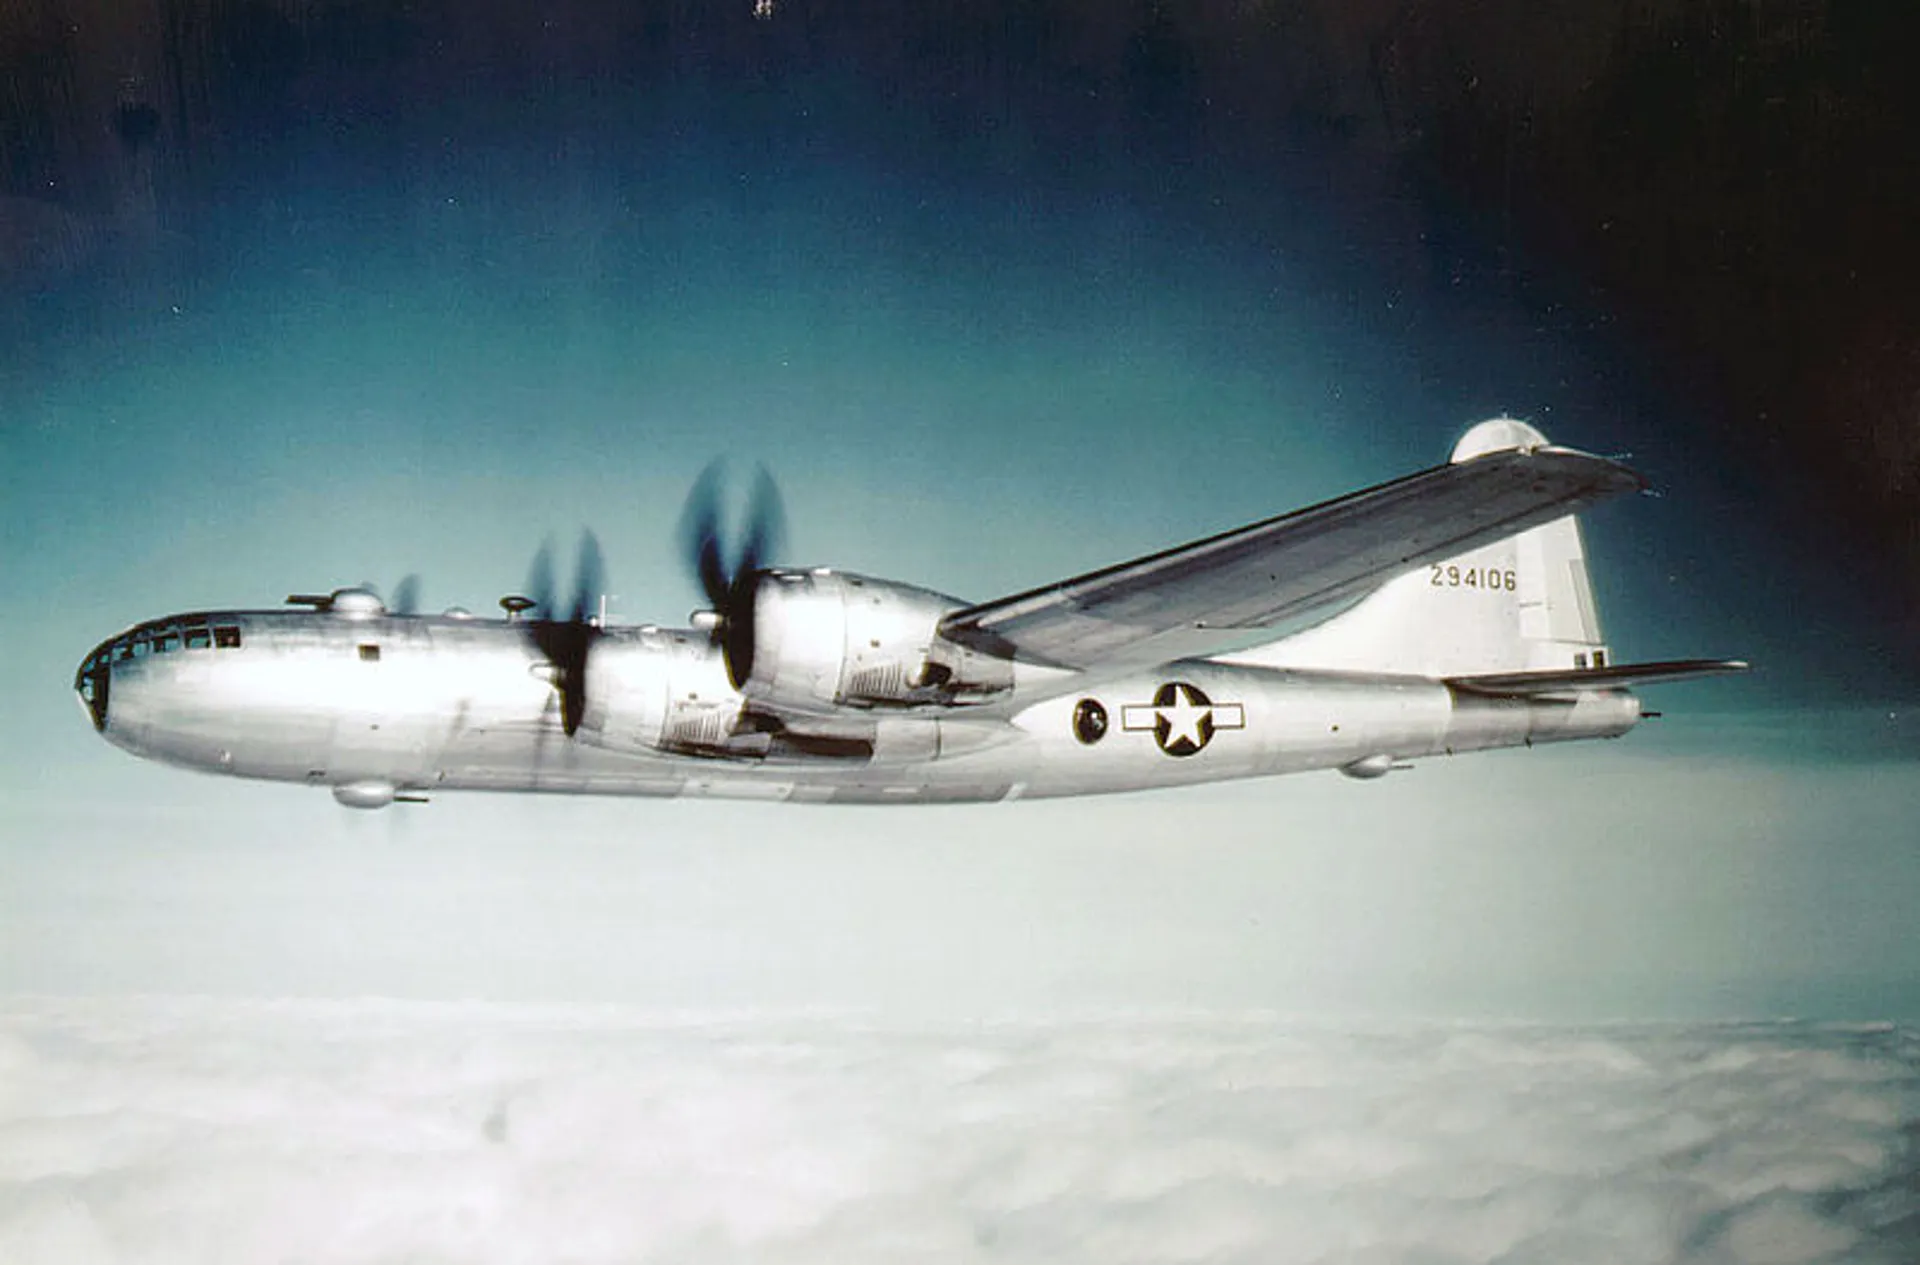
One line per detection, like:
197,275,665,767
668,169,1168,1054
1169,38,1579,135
677,461,786,690
517,531,605,737
388,574,422,617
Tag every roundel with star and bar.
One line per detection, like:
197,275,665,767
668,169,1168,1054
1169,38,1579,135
1119,681,1246,757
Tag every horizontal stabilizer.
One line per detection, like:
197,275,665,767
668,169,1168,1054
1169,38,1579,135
1448,658,1750,695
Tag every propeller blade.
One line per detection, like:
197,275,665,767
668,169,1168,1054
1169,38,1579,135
723,582,757,689
738,464,786,579
571,531,605,625
556,630,589,735
727,465,787,687
522,531,605,738
675,460,786,690
390,574,421,617
526,538,557,620
678,460,732,612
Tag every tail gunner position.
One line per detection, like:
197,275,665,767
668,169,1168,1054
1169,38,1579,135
74,420,1745,807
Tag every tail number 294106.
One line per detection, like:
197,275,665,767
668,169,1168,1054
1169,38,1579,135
1431,564,1517,591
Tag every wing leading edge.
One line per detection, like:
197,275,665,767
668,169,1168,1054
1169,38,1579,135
938,444,1644,671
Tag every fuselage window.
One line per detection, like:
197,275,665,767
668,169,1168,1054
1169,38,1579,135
184,626,212,650
131,637,150,658
358,643,381,662
1072,698,1110,745
214,625,241,648
153,629,180,654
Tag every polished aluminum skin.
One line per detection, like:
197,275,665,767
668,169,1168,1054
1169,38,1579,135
73,422,1743,808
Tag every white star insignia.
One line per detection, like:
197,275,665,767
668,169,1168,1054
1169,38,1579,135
1120,682,1245,756
1157,686,1211,750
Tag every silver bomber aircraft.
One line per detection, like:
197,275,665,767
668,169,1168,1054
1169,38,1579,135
74,420,1745,808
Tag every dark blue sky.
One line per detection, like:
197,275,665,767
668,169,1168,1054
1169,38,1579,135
6,0,1914,701
3,0,1917,1019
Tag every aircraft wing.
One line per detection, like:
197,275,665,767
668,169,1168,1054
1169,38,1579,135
938,445,1644,672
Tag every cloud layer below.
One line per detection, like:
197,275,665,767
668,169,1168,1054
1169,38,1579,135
3,999,1917,1264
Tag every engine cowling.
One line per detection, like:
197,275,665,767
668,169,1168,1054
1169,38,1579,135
742,570,1012,712
579,629,748,756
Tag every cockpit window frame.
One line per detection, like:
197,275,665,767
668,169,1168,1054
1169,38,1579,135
99,617,244,664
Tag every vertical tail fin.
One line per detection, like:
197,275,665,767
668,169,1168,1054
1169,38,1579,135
1229,419,1614,677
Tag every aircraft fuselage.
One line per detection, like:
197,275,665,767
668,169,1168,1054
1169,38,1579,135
77,608,1639,806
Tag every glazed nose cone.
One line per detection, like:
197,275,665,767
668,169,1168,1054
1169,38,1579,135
75,641,112,733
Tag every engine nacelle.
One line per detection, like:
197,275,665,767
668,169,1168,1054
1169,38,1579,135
580,629,747,756
745,570,1012,711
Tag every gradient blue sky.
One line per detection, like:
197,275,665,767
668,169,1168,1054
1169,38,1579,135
3,1,1916,1021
